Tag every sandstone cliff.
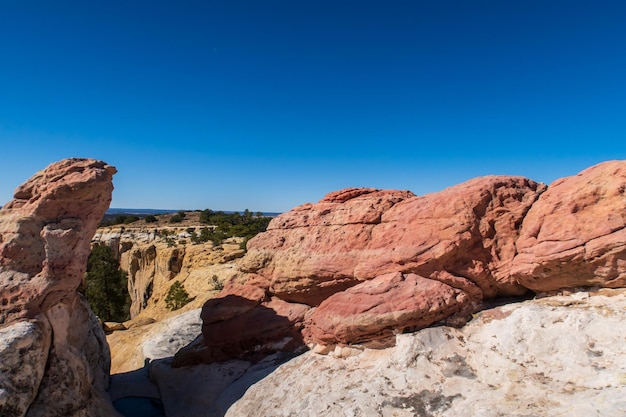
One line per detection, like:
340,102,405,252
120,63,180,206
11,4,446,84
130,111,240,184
0,159,120,417
92,225,244,324
120,288,626,417
3,158,625,417
128,161,626,416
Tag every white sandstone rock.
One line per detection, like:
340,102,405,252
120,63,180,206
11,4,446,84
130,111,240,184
225,289,626,417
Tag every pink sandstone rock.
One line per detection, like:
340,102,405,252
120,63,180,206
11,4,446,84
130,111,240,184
305,272,470,345
202,161,626,352
240,189,416,305
0,158,120,417
199,294,309,362
511,160,626,291
360,176,546,297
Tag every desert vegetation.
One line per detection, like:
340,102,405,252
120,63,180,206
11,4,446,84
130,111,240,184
82,245,131,322
165,281,191,310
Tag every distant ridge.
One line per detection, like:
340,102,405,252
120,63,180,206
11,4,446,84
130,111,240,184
107,208,180,215
106,208,282,217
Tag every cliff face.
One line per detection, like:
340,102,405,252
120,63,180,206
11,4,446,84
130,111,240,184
92,227,245,323
0,159,120,417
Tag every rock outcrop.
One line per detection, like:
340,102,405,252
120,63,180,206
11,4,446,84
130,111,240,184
225,289,626,417
124,288,626,417
511,160,626,291
200,161,626,357
0,159,120,417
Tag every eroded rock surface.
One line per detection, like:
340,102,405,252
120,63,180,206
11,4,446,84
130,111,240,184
93,227,243,322
0,158,120,417
225,289,626,417
512,160,626,291
202,161,626,354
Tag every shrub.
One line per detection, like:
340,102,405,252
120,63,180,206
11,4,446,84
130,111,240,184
210,275,224,291
169,213,184,223
144,215,157,223
165,281,190,310
123,216,140,224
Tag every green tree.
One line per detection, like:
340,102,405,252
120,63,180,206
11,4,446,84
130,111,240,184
170,213,184,223
144,215,157,223
165,281,191,310
84,245,130,322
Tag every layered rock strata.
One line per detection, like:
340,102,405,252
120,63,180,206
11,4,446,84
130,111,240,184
93,227,244,322
0,159,120,417
200,161,626,358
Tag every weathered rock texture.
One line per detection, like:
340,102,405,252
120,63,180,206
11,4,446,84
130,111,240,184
511,160,626,291
0,158,120,417
118,289,626,417
225,289,626,417
200,161,626,357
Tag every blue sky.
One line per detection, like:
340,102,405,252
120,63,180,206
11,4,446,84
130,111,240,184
0,1,624,212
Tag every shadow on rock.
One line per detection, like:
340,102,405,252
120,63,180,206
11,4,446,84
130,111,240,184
174,294,308,366
109,295,309,417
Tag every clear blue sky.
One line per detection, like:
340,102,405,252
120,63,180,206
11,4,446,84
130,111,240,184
1,1,624,212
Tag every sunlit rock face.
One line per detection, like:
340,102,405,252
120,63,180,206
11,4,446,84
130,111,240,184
92,226,245,322
200,161,626,357
511,160,626,291
0,158,121,417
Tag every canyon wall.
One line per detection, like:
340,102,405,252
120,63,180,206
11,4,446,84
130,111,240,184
92,226,245,323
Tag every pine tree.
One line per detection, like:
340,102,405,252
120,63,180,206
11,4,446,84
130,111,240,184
165,281,191,311
84,245,130,322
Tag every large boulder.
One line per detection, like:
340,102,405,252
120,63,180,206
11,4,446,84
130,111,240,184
0,158,120,417
241,188,416,306
512,160,626,291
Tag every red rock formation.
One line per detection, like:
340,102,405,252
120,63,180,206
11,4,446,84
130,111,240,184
203,177,545,351
511,160,626,291
0,158,120,417
305,272,470,345
240,188,416,306
201,161,626,354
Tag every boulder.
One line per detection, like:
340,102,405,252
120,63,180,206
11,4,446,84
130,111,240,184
0,158,120,417
305,272,471,345
512,160,626,291
199,294,309,363
241,188,416,305
230,176,544,348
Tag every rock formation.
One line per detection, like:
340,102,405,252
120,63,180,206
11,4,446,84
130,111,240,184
225,288,626,417
200,161,626,358
511,160,626,291
0,158,120,417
